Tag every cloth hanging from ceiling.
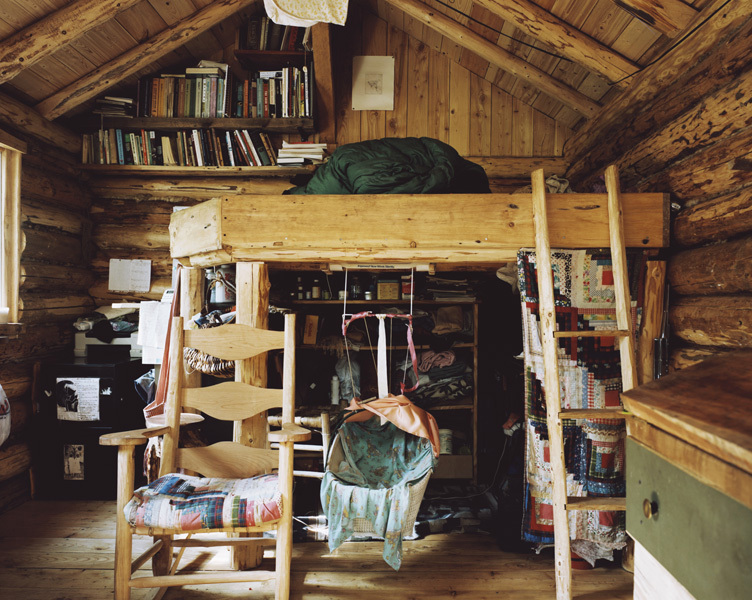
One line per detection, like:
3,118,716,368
264,0,348,27
517,248,647,558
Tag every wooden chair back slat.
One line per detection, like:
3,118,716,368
184,324,284,360
183,382,283,421
177,443,279,479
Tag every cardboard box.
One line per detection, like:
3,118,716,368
303,315,319,345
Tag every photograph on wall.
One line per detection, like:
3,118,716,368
56,378,100,422
352,55,395,111
63,443,84,481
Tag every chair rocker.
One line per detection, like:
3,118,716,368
100,313,309,599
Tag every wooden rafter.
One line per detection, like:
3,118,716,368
0,90,80,154
472,0,638,86
34,0,255,120
0,0,142,86
382,0,601,119
614,0,699,38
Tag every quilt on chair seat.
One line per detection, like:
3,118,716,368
124,473,282,531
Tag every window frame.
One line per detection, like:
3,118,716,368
1,128,25,331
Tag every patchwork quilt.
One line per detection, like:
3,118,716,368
124,473,282,531
517,249,645,551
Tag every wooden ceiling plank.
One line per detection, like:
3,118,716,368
472,0,637,86
0,0,142,85
381,0,601,118
34,0,256,120
614,0,699,38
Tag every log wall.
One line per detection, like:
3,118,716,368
0,132,93,511
564,9,752,371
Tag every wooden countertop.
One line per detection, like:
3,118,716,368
622,349,752,476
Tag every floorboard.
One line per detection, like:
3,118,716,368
0,500,632,599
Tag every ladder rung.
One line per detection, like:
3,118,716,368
566,497,626,511
560,408,627,420
554,329,630,338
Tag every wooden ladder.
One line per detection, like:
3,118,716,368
531,165,636,600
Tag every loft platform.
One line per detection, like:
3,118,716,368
169,193,670,268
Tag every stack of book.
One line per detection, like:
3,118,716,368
276,141,327,165
231,65,313,119
425,276,476,301
93,96,135,117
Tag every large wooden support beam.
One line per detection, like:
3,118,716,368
472,0,638,85
564,1,750,184
669,236,752,296
464,156,569,178
381,0,601,118
35,0,255,120
674,187,752,248
0,0,142,85
614,0,698,38
311,22,335,143
617,66,752,190
169,193,669,267
0,91,79,155
670,295,752,348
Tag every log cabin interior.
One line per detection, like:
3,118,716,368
0,0,750,599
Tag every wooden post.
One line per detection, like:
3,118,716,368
605,165,638,391
531,168,572,600
637,261,666,384
312,23,335,144
232,261,270,569
115,446,136,600
180,267,203,392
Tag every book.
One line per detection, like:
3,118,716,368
242,130,262,165
225,131,236,166
191,129,204,167
161,136,177,166
267,21,285,52
250,131,271,166
115,129,125,165
260,132,277,165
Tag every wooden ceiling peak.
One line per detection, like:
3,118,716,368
471,0,639,86
0,0,143,86
382,0,602,118
614,0,699,38
34,0,256,120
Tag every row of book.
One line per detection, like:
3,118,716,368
237,17,310,52
81,128,299,168
135,62,230,119
231,66,313,119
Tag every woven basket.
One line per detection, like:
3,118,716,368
327,431,431,536
184,320,235,378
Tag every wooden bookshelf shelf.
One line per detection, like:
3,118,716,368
78,165,314,176
81,117,315,133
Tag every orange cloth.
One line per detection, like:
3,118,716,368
344,395,441,457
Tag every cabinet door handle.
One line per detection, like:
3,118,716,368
642,498,658,519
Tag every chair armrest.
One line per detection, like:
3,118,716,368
99,426,170,447
268,423,311,443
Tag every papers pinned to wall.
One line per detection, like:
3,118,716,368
108,259,151,293
352,56,395,111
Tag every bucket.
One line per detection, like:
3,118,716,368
438,429,453,454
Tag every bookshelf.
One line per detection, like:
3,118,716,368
78,164,314,176
82,117,315,133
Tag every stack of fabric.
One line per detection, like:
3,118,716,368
398,349,473,409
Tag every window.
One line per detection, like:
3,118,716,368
0,130,24,328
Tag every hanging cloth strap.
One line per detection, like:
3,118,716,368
343,311,420,395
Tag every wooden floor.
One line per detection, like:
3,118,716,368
0,500,633,599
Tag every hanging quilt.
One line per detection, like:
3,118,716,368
517,249,646,554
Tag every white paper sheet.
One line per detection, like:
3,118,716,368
56,377,100,422
108,259,152,293
352,56,395,111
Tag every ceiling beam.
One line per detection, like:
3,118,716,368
0,0,142,85
0,91,80,154
382,0,600,119
614,0,699,38
472,0,638,86
35,0,255,120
